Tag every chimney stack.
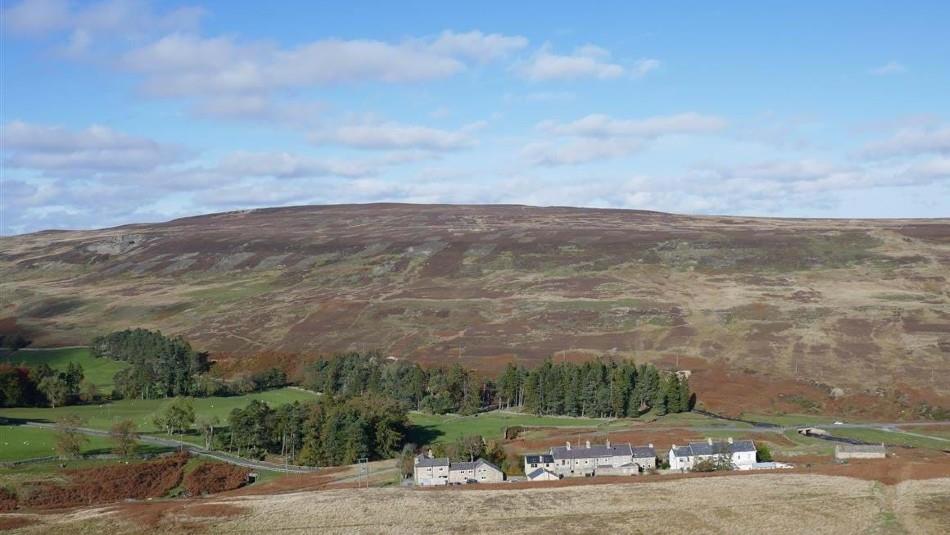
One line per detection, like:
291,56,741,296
566,441,571,450
707,437,713,446
586,440,591,449
727,437,734,444
606,439,610,448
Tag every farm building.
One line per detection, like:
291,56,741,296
534,440,656,478
835,444,886,460
668,437,757,471
524,454,556,475
448,459,505,484
414,454,450,486
414,454,504,485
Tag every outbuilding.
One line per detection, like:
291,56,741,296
835,444,886,460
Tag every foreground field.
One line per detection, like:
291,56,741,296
0,348,128,391
6,474,948,534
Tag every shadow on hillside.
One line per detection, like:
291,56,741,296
405,424,444,446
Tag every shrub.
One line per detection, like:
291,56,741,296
183,463,250,496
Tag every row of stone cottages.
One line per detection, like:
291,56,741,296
414,437,775,486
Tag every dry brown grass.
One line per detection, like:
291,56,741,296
8,474,950,534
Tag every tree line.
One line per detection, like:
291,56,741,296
142,395,408,466
305,352,693,418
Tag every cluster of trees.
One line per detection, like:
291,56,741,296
305,352,693,418
0,362,96,408
0,333,31,351
305,352,484,415
0,364,42,407
94,329,211,399
51,414,139,459
498,360,693,417
214,395,408,466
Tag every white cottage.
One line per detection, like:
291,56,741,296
668,437,756,471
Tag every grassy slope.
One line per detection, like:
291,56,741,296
0,387,318,450
0,425,115,461
829,427,950,450
407,411,607,444
0,347,129,391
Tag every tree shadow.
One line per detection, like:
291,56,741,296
405,424,444,446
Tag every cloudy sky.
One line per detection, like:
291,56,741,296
2,0,949,234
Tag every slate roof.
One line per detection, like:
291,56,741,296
476,459,502,472
671,446,692,458
525,454,554,464
836,444,886,454
415,455,449,468
631,445,657,458
526,468,557,479
449,458,502,472
674,440,756,457
550,443,634,460
450,461,478,471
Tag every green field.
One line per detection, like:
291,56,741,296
0,387,319,448
407,411,608,445
0,425,116,461
1,347,129,391
828,426,950,450
738,412,843,427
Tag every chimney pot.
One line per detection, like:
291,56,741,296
586,440,591,449
566,441,571,450
707,437,713,446
648,443,654,449
727,437,734,444
606,439,610,448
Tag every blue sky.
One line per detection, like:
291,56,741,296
2,0,949,234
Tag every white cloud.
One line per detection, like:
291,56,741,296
112,29,528,123
311,120,486,151
524,112,727,166
217,151,374,179
2,0,205,54
518,44,625,80
862,125,950,159
120,30,526,101
538,113,726,138
869,61,906,76
1,121,184,172
517,44,659,81
632,58,661,77
428,30,528,62
1,0,70,35
522,138,645,166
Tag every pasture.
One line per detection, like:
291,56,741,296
0,425,114,461
1,347,129,391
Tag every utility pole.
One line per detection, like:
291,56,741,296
357,457,369,488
